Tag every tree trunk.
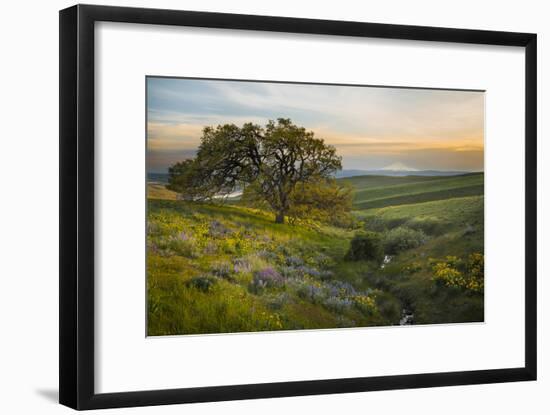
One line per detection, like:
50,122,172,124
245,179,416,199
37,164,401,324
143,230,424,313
275,211,285,224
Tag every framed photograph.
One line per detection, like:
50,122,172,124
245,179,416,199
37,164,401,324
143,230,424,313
59,4,537,410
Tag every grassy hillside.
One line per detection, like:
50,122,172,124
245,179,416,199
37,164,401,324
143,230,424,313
147,199,391,335
339,173,483,209
147,171,484,335
147,183,179,200
355,196,484,324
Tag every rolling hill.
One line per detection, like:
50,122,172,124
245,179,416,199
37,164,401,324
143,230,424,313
338,172,484,210
146,170,484,334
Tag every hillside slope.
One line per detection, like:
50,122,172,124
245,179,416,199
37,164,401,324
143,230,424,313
339,172,484,209
146,173,484,335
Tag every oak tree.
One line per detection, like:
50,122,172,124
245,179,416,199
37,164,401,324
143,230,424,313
168,118,344,224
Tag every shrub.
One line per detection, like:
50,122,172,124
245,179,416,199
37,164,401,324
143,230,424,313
431,254,484,293
157,235,200,258
346,231,384,262
323,296,353,312
383,226,427,255
257,311,283,330
187,275,217,292
234,254,270,274
352,294,377,315
319,270,334,281
295,281,325,304
362,216,387,232
250,267,284,293
279,266,299,279
385,217,408,230
285,255,304,267
405,217,447,235
211,262,233,281
233,257,252,274
147,222,161,236
401,262,422,275
314,253,334,268
266,292,292,310
257,249,278,262
295,265,321,278
432,261,463,288
466,253,484,292
326,280,358,297
208,220,231,237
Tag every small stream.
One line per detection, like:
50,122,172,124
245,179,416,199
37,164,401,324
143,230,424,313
380,255,392,269
399,309,414,325
380,255,415,325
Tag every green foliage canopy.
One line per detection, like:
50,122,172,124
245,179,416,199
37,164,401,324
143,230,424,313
168,118,348,223
345,231,384,262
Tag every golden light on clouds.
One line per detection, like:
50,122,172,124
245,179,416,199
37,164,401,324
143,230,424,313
310,128,483,156
147,122,203,151
147,77,484,172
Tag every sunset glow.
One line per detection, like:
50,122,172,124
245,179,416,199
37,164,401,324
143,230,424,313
147,78,484,173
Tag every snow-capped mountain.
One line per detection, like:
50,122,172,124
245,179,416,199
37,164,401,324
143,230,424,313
379,162,419,172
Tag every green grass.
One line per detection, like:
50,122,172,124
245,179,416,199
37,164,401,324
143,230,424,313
356,195,484,233
354,196,484,324
147,183,179,200
339,173,483,209
147,175,484,335
147,199,388,335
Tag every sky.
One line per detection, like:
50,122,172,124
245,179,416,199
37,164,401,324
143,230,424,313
146,77,484,173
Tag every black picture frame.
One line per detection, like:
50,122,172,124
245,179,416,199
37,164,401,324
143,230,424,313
59,4,537,410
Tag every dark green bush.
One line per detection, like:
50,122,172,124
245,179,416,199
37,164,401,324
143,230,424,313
383,226,427,255
362,216,387,232
385,217,408,230
405,217,448,235
187,276,217,292
346,231,383,262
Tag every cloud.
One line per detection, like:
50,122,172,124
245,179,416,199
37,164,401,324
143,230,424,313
147,122,204,149
146,78,484,172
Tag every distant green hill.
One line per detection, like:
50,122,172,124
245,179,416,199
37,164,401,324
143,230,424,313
338,172,484,210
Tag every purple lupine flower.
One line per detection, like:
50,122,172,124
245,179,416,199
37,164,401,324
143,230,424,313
286,256,304,267
253,267,284,288
296,265,321,278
